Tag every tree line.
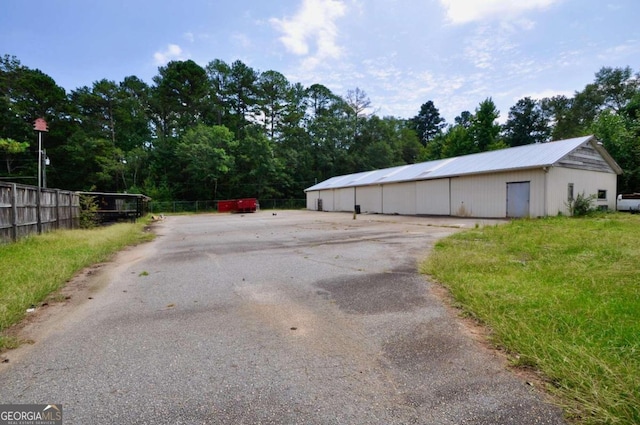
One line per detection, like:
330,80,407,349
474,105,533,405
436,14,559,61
1,54,639,200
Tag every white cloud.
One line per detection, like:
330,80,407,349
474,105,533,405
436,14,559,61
231,32,252,49
463,25,516,70
153,44,188,65
184,32,195,43
523,89,575,101
270,0,347,69
597,39,640,61
500,18,537,32
439,0,560,24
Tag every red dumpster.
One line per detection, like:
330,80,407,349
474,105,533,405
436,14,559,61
217,198,258,213
236,198,257,213
217,200,237,213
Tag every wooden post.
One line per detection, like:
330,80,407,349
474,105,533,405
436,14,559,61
55,189,60,229
11,183,18,242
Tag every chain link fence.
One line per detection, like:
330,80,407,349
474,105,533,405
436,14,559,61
148,199,306,214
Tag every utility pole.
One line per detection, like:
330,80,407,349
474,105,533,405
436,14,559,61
34,118,48,234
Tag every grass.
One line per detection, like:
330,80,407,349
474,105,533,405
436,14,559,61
421,213,640,424
0,219,155,350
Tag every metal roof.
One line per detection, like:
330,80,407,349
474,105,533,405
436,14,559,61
305,135,613,192
77,191,151,200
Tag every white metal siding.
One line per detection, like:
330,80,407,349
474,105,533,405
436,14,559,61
334,188,354,212
416,179,450,215
356,185,382,213
319,190,335,211
546,167,618,214
307,165,617,218
306,191,318,210
450,170,546,217
382,182,416,215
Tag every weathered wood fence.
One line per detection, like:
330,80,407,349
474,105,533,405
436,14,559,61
0,182,80,244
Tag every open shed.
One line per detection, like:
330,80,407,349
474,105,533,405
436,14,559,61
77,192,150,222
305,136,622,218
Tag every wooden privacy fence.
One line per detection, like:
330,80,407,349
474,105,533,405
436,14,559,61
0,182,80,244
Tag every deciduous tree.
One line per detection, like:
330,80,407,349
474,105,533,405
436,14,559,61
0,137,29,174
176,125,236,200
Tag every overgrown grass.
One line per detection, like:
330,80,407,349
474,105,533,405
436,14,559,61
421,213,640,424
0,219,155,350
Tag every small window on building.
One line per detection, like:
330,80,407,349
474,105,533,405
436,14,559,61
598,189,607,200
567,183,574,202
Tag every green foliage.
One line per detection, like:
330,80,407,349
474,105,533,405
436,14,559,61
58,133,124,191
151,59,212,137
176,124,236,199
442,124,475,157
422,215,640,424
428,99,504,159
79,194,99,228
140,178,173,202
593,66,639,112
591,109,640,193
231,128,284,198
470,97,501,152
568,192,597,216
411,100,446,146
0,137,29,174
0,137,29,154
2,55,640,200
502,97,551,146
541,95,576,140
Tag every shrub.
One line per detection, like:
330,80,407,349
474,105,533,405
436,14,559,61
79,194,99,228
568,192,596,216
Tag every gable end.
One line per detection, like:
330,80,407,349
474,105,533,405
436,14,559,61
556,143,615,173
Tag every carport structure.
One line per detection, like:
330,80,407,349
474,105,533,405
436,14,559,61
305,135,622,218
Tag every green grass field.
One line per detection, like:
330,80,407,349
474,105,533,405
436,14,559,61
0,220,154,350
422,213,640,424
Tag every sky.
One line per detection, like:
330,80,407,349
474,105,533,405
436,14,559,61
1,0,639,124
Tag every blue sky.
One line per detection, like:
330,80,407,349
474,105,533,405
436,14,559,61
2,0,639,123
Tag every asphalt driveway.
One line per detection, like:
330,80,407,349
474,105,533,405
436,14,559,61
0,211,565,424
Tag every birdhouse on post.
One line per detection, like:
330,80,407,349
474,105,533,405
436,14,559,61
34,118,49,132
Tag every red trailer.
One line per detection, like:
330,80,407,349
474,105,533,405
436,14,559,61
217,198,258,213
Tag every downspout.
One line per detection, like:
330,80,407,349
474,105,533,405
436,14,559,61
448,178,452,216
543,166,549,217
353,187,357,219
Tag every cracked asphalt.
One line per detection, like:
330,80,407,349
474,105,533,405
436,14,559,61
0,211,566,424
